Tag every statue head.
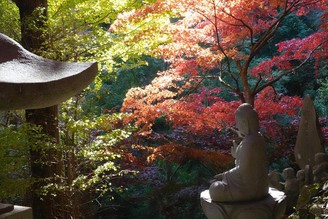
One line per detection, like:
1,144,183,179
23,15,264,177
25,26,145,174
283,167,295,180
235,103,259,136
314,153,328,164
296,169,305,180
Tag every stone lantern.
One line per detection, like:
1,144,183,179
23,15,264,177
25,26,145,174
0,33,98,218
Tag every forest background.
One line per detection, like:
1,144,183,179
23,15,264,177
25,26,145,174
0,0,327,218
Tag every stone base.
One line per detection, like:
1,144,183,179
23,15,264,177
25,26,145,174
0,205,32,219
0,204,13,215
200,188,286,219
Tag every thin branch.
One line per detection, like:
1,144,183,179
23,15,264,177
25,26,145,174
219,61,241,92
254,71,290,94
242,1,295,75
218,74,245,102
214,17,246,27
168,161,184,182
227,69,240,90
252,0,297,54
284,0,289,12
252,74,262,95
193,6,243,28
271,85,278,96
212,4,229,60
235,60,243,73
221,9,254,45
192,8,216,26
218,75,238,91
192,1,232,73
255,38,328,94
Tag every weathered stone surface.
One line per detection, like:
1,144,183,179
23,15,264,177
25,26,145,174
200,188,286,219
268,171,284,191
294,95,324,169
201,104,285,218
0,205,32,219
0,33,98,110
283,168,300,213
313,152,328,182
0,204,13,215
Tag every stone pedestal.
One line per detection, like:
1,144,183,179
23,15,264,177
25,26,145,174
200,188,286,219
0,205,32,219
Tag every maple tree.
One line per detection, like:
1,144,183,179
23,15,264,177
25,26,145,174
112,0,327,105
111,0,328,145
122,74,303,136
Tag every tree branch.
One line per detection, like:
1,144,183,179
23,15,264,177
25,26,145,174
254,38,328,94
221,9,254,45
252,74,262,95
242,0,295,77
193,1,232,73
251,0,296,55
218,74,245,102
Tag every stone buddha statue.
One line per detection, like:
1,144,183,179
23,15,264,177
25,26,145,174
209,103,269,202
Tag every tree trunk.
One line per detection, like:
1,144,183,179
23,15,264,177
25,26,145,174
14,1,62,218
25,107,61,219
14,0,48,50
245,94,255,107
240,68,255,106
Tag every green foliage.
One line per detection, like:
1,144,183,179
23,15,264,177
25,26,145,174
40,0,149,61
45,98,134,193
83,56,165,114
34,0,168,84
0,100,136,214
260,13,315,57
288,181,328,219
0,125,31,199
116,159,210,219
109,5,174,62
0,0,20,40
26,97,137,217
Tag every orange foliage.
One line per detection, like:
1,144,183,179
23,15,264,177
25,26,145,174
122,75,302,137
117,142,234,175
113,0,327,106
251,32,328,76
255,87,302,136
147,143,233,170
113,0,327,63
